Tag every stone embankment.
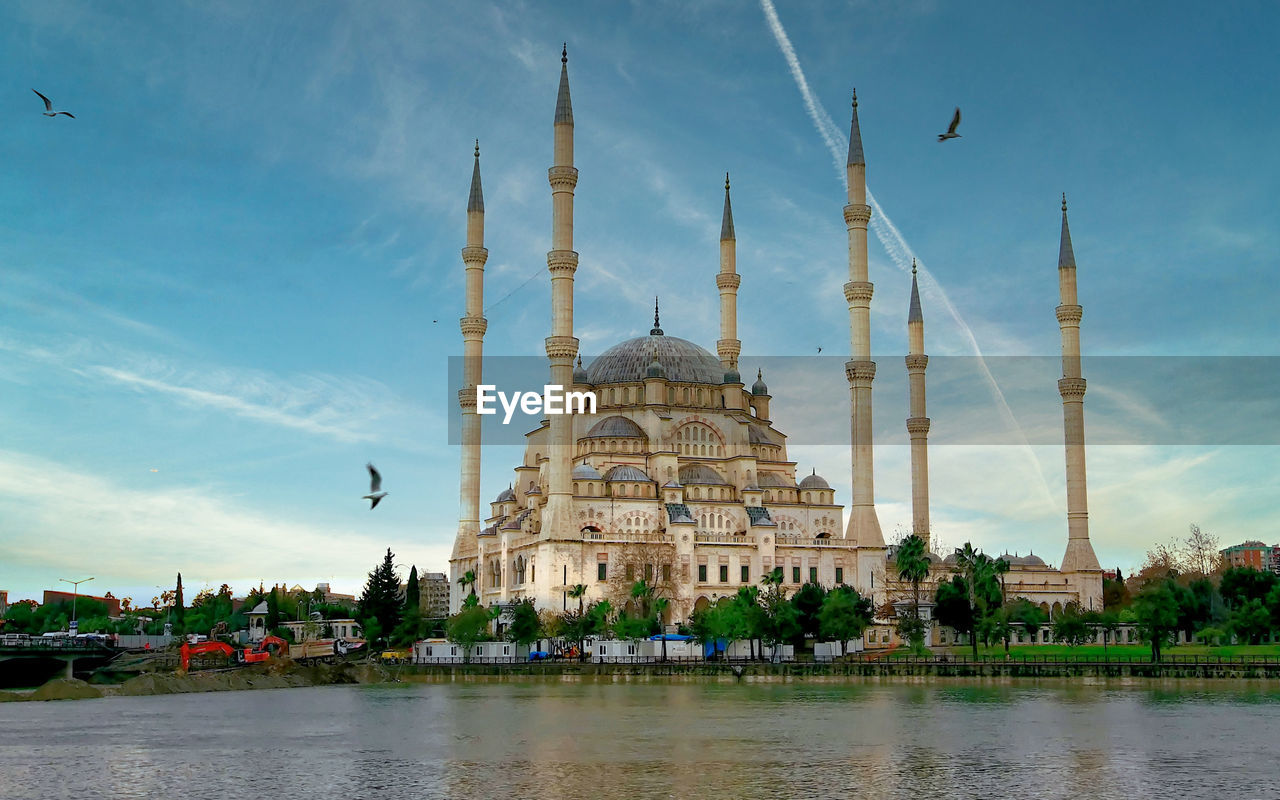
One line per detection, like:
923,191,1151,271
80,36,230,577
0,661,391,702
397,659,1280,682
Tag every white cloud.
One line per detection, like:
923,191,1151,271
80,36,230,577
0,450,450,599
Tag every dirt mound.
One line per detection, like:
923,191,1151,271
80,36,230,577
30,678,103,701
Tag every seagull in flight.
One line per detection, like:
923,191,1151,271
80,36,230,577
33,89,75,118
938,107,961,141
816,346,823,354
363,462,388,509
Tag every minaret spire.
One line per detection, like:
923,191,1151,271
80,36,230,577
651,296,663,335
543,43,580,549
1055,195,1102,609
717,172,741,375
905,258,930,541
452,139,489,612
842,88,885,576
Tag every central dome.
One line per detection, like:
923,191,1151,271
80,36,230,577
584,334,724,385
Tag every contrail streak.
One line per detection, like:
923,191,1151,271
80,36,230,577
759,0,1056,510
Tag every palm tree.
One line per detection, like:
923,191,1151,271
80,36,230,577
457,569,477,600
992,557,1011,654
896,534,931,643
568,584,588,615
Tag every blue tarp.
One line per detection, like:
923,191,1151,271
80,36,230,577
648,634,694,642
703,638,728,658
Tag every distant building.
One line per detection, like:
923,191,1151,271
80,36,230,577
42,590,121,617
1220,541,1270,571
421,573,449,618
245,601,269,643
0,590,8,617
1271,545,1280,575
280,618,362,643
315,583,356,606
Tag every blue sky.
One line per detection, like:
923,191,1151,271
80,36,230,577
2,0,1277,604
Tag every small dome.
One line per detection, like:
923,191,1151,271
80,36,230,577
723,368,741,385
572,463,602,480
678,463,727,485
751,368,768,396
584,415,646,439
572,356,589,384
1000,553,1046,567
798,470,830,490
646,354,666,379
495,486,515,503
603,464,651,482
757,472,795,488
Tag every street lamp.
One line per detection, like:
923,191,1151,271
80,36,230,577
59,577,94,632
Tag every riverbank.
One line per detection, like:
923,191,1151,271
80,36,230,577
6,656,1277,701
393,658,1280,682
0,661,392,702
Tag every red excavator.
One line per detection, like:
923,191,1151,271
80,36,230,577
180,635,288,671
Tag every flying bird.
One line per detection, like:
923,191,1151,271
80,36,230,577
938,107,961,142
33,89,75,118
816,346,823,354
363,462,388,509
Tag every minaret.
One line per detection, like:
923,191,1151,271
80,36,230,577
452,140,488,611
905,260,930,541
842,91,885,554
1056,195,1102,606
717,172,741,374
542,44,579,541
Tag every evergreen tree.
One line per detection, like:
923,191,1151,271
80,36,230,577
405,565,421,614
266,586,280,633
392,566,425,647
174,572,186,634
358,547,403,647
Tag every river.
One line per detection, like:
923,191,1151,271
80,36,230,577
2,681,1278,799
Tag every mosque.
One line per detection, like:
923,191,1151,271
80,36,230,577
448,49,1102,629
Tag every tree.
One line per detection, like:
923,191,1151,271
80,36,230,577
689,602,735,661
789,582,827,641
266,587,280,633
731,586,765,659
447,604,493,663
1102,574,1131,610
173,573,186,635
758,574,799,659
457,569,477,600
653,598,671,661
935,576,975,651
1181,523,1222,577
505,599,542,646
405,566,421,614
895,534,931,648
819,586,873,656
1220,567,1278,610
605,541,677,613
1007,598,1046,646
1052,603,1093,647
1228,598,1272,645
1133,579,1180,662
358,547,403,648
1084,609,1121,655
567,584,588,615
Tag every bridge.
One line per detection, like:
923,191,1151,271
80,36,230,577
0,639,118,681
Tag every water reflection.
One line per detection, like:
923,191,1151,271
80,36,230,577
2,682,1279,799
